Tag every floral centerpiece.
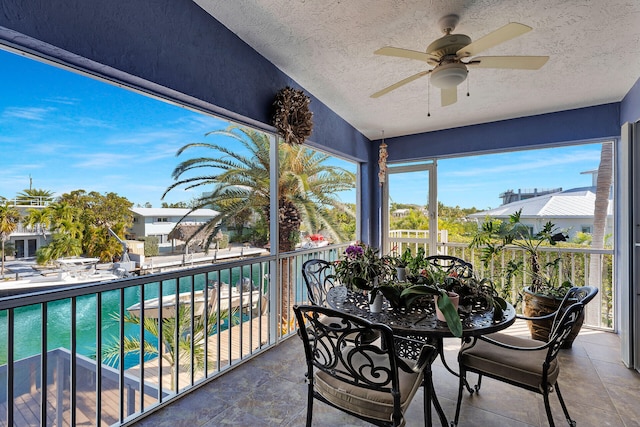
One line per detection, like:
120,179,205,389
333,242,393,301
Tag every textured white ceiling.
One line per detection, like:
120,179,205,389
194,0,640,140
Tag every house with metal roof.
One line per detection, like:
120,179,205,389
469,186,614,241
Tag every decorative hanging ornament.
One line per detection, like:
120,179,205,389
378,131,388,186
271,86,313,145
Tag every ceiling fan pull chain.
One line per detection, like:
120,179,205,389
467,72,470,97
427,75,431,117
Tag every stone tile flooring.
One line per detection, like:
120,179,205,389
132,321,640,426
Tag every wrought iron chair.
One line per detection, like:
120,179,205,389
425,255,473,278
452,286,598,427
302,259,337,306
294,305,439,427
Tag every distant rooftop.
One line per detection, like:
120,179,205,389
498,188,562,205
470,186,613,219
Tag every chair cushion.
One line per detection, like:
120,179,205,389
314,349,422,425
460,333,559,390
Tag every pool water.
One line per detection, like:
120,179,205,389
0,270,264,370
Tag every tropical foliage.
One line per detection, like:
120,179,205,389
0,203,21,275
16,188,54,205
32,190,133,264
469,209,571,297
333,242,394,291
163,125,356,252
102,305,237,390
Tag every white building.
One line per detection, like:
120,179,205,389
468,186,613,241
127,208,219,244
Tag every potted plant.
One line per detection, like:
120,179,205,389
333,242,394,312
389,246,413,281
469,209,581,345
374,251,464,337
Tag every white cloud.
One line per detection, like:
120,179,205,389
2,106,56,121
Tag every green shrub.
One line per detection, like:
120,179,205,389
138,236,159,257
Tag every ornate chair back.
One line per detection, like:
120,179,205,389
425,255,473,278
302,259,337,306
294,304,436,426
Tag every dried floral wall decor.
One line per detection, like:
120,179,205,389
271,86,313,145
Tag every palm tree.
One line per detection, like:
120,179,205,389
0,203,21,275
102,305,235,390
36,233,83,264
23,207,52,239
16,188,54,205
163,125,355,251
587,141,613,323
163,125,356,328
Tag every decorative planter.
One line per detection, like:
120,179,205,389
435,291,459,322
522,288,584,348
369,293,384,313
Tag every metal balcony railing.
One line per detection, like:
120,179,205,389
0,243,347,426
387,234,615,330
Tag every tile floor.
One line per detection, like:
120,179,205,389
132,320,640,427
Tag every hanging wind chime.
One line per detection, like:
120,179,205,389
378,130,388,186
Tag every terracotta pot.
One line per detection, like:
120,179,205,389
435,291,459,322
522,288,584,348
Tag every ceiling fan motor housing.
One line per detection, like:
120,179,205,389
426,34,472,58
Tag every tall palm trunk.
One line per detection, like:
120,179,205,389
270,199,301,332
587,142,612,324
1,240,5,276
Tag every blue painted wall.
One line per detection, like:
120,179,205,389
621,76,640,125
379,103,620,162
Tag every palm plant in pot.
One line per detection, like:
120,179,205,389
469,209,581,345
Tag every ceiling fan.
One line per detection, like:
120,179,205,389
371,14,549,107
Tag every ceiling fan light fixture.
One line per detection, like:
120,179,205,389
430,62,468,89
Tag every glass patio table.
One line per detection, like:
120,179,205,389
325,286,516,427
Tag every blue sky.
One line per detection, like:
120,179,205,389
1,49,605,210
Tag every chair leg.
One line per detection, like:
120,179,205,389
306,380,314,427
543,389,556,427
474,373,483,393
452,368,466,426
555,383,576,427
423,374,432,427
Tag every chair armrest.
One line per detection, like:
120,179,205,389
516,311,557,321
474,334,553,352
393,335,438,373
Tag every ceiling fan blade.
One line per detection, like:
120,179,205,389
371,70,430,98
374,46,439,63
467,56,549,69
441,87,457,107
456,22,532,58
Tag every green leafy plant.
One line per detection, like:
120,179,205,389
389,246,413,268
441,275,507,321
333,242,394,294
399,283,462,337
469,209,571,298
